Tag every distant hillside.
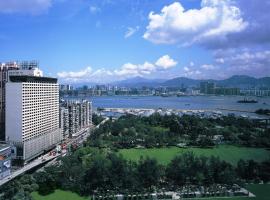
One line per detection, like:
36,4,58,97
161,77,200,87
161,75,270,88
218,75,270,88
113,76,166,87
68,75,270,89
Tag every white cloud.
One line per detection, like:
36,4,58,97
183,69,202,77
57,55,178,83
0,0,52,14
155,55,178,69
200,64,215,70
143,0,248,46
213,49,270,77
125,26,139,38
57,67,92,79
183,67,190,72
114,62,156,76
215,58,225,64
89,6,100,14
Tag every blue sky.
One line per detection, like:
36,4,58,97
0,0,270,83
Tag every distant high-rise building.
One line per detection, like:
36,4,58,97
60,100,92,138
60,84,73,92
215,87,240,96
200,81,216,94
5,69,61,162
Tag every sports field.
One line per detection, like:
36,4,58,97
118,145,270,165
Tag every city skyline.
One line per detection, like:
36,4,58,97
0,0,270,84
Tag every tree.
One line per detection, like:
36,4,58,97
137,157,162,190
259,160,270,182
92,113,104,125
83,153,111,193
236,159,247,179
166,155,186,187
34,171,56,195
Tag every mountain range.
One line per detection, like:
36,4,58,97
113,75,270,89
112,77,166,88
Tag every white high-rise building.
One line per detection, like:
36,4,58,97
0,61,41,140
0,62,20,139
5,75,61,161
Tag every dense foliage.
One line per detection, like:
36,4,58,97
2,148,269,200
0,175,38,200
1,114,269,200
87,114,270,148
92,113,104,126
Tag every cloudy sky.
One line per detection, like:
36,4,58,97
0,0,269,83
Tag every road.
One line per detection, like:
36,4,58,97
0,152,60,186
95,117,109,129
0,118,109,187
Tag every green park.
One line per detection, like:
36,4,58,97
118,145,270,166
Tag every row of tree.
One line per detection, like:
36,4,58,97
2,147,269,200
88,113,270,148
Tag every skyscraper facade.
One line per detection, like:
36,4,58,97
0,62,20,140
200,81,216,95
5,64,61,162
0,61,41,140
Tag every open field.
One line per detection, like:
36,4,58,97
32,190,89,200
118,145,270,165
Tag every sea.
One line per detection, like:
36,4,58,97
64,95,270,118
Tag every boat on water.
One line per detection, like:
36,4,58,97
161,93,169,97
237,98,258,103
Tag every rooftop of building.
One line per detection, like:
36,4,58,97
9,76,57,83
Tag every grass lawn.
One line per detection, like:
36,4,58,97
32,190,90,200
118,145,270,165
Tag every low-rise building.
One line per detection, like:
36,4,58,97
0,143,12,179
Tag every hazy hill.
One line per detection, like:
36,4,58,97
113,76,166,87
161,77,200,87
161,75,270,88
68,75,270,89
